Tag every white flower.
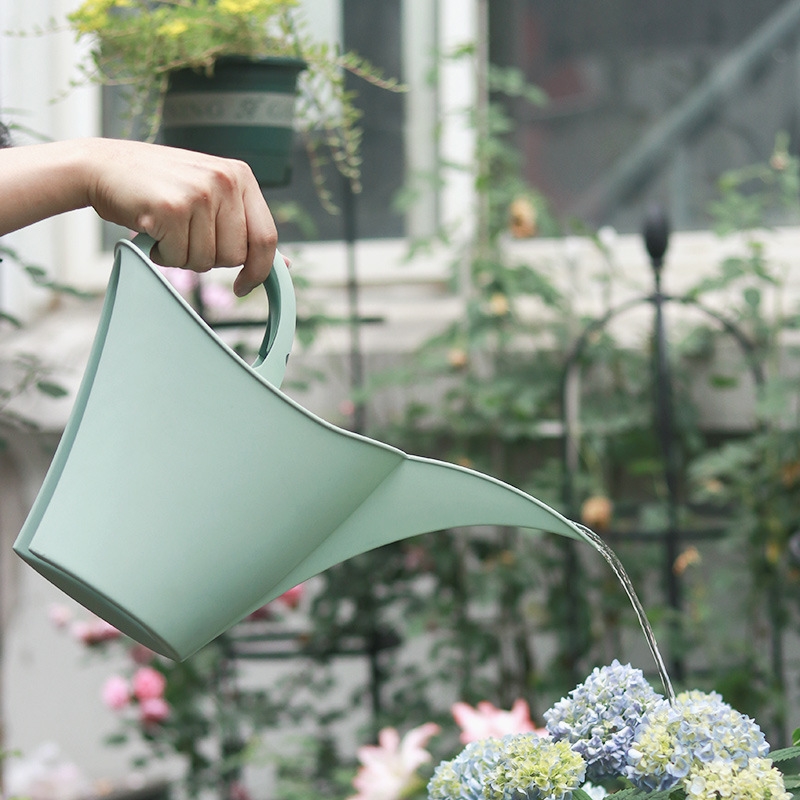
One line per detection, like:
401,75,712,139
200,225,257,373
350,722,440,800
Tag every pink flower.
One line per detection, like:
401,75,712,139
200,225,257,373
130,644,157,665
48,604,73,629
227,782,252,800
245,604,274,622
101,675,131,711
451,698,543,744
278,583,305,609
71,617,121,645
159,266,198,295
349,722,440,800
139,696,170,725
200,281,235,311
132,666,166,701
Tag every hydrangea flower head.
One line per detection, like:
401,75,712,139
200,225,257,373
684,756,790,800
428,734,585,800
626,689,769,792
429,737,505,800
543,660,665,782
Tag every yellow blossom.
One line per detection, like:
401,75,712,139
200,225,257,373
488,292,510,316
447,347,468,369
157,18,189,38
217,0,267,14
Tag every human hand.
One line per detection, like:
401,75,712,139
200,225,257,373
84,139,277,296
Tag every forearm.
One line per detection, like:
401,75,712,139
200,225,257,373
0,139,93,235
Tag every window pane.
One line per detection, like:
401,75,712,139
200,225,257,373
490,0,799,232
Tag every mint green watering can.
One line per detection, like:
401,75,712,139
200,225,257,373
14,236,588,661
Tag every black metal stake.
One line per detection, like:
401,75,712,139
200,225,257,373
644,206,684,682
343,176,367,435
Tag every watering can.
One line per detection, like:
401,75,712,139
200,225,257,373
14,235,589,661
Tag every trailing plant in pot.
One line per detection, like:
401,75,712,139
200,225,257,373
67,0,402,198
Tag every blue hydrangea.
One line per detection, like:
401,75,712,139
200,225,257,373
625,689,770,792
543,660,665,782
427,734,586,800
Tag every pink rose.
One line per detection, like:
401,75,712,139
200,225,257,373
132,666,166,701
139,696,170,725
278,583,305,609
102,675,131,711
130,644,157,665
72,618,121,646
246,605,274,622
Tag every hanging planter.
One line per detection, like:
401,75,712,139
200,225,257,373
66,1,404,205
162,56,307,188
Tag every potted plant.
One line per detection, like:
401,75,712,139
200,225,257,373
67,0,402,192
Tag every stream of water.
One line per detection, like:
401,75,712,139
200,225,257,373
575,523,676,703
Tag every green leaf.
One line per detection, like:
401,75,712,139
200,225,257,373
0,310,21,327
35,380,69,398
771,745,800,763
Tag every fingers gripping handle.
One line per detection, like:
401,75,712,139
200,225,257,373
130,234,296,388
251,250,296,386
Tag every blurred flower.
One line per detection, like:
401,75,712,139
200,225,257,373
580,495,613,531
227,781,253,800
350,722,440,800
673,546,701,576
159,267,235,311
130,643,157,664
160,266,198,295
770,148,790,172
101,675,131,711
626,689,769,792
508,197,538,239
428,734,585,800
488,293,510,317
139,696,171,725
48,604,73,629
247,582,307,620
597,226,618,252
545,660,665,783
447,348,468,369
156,18,188,37
278,583,305,609
452,698,540,744
71,617,121,645
246,604,274,622
132,666,167,701
5,742,90,800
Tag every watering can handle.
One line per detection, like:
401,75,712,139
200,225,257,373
130,234,296,387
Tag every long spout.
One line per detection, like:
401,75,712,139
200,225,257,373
265,454,588,597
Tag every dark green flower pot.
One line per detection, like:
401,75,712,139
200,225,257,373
162,56,307,188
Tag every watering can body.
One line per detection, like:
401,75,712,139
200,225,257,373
14,237,585,661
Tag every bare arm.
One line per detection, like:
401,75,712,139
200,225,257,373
0,138,277,296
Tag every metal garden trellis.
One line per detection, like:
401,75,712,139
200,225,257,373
559,206,766,688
